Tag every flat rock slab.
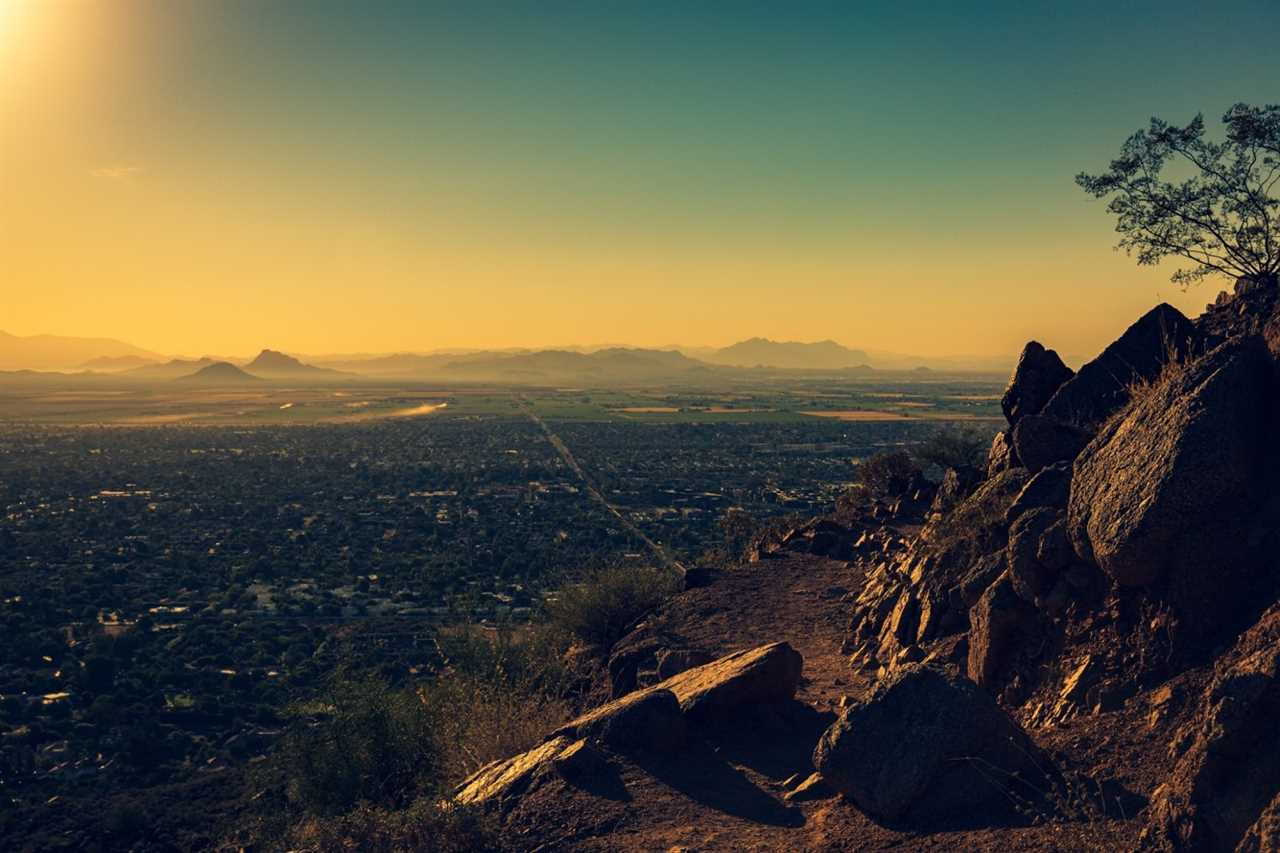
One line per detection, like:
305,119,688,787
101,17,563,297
551,687,685,753
656,641,804,725
455,735,577,806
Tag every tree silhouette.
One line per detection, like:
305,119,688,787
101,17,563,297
1078,103,1280,287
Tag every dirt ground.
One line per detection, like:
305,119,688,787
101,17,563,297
500,553,1187,852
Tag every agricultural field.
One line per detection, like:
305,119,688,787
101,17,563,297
0,372,1006,426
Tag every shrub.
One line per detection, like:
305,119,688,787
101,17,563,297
428,624,573,782
912,426,991,473
425,673,571,783
288,798,502,853
545,565,679,650
277,672,437,816
854,449,919,496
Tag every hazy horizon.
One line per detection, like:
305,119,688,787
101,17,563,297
4,1,1276,358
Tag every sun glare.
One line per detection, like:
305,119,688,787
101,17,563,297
0,0,25,47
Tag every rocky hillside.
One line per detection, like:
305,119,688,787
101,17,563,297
450,274,1280,852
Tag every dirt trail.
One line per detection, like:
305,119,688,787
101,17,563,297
505,554,1144,851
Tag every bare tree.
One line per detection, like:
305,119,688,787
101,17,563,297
1077,103,1280,287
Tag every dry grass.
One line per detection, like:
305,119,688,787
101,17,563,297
1123,336,1194,409
425,675,571,783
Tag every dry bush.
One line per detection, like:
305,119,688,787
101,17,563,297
425,674,571,784
259,623,575,850
1125,334,1194,408
288,799,502,853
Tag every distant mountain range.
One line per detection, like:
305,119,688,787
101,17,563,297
0,330,1018,379
126,358,219,379
440,348,711,382
79,355,160,371
0,330,162,370
703,338,871,369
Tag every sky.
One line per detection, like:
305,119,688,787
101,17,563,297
2,1,1278,360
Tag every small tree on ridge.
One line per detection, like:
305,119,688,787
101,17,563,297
1077,103,1280,287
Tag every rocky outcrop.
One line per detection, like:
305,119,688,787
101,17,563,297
1010,414,1091,473
1040,303,1194,431
1068,336,1273,588
459,643,805,811
1005,508,1064,606
813,664,1050,825
931,466,983,516
1001,341,1073,426
843,468,1031,683
1237,792,1280,853
986,430,1019,477
968,572,1035,690
1143,606,1280,851
1197,273,1280,353
777,518,861,560
1005,461,1071,524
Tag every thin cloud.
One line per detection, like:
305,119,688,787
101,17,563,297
91,165,144,179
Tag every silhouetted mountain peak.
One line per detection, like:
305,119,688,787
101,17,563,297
177,361,261,383
709,338,871,369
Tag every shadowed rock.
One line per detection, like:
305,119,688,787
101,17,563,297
1068,336,1273,587
1040,303,1194,431
813,664,1050,826
1005,508,1062,604
1001,341,1073,426
967,572,1034,689
986,429,1019,477
1011,415,1091,473
1143,605,1280,851
1005,461,1071,524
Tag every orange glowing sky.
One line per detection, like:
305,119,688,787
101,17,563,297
3,1,1275,359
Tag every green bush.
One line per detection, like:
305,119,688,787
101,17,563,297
545,565,679,650
277,672,437,816
912,426,991,472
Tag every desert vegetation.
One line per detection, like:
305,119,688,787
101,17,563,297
1078,102,1280,287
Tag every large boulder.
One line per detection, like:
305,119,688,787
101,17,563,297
1005,461,1071,524
967,572,1035,690
1042,303,1194,430
1068,336,1273,587
1143,606,1280,851
1005,508,1063,604
658,641,803,725
550,687,685,753
1001,341,1073,426
1011,415,1091,473
813,664,1050,825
